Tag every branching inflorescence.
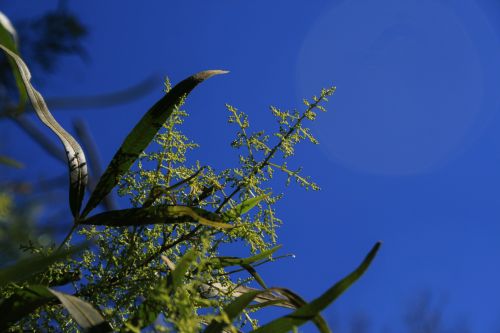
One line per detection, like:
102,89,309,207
1,11,380,332
68,82,336,331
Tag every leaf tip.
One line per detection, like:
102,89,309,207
368,241,382,258
194,70,229,81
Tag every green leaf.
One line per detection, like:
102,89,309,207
0,244,87,288
143,167,206,207
123,251,198,332
81,70,228,218
0,11,27,113
81,205,233,229
0,285,111,332
123,314,156,333
241,264,267,289
49,289,112,332
263,288,330,332
250,242,382,333
209,245,282,268
198,284,295,310
221,195,267,222
203,290,263,333
123,296,160,332
202,287,314,333
0,45,88,218
171,248,198,289
0,285,56,331
0,155,24,168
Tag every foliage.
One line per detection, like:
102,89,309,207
0,11,380,333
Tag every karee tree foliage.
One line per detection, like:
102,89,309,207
0,11,380,333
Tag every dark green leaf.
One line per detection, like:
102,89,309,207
241,264,267,289
171,248,197,289
250,242,382,333
221,195,267,222
0,244,87,287
0,285,56,331
123,251,192,332
0,11,27,113
209,245,282,268
49,289,112,332
81,70,228,218
198,284,295,310
123,305,159,333
244,289,296,311
122,287,162,332
81,205,233,229
229,287,330,331
0,285,111,332
203,290,263,333
266,288,330,332
202,286,314,333
143,167,206,207
0,12,17,49
0,45,88,218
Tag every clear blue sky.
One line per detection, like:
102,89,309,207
2,0,500,332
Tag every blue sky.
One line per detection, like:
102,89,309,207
2,0,500,332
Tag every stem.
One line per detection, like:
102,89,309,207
57,222,78,250
97,225,203,288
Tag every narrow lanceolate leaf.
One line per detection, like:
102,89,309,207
0,286,112,332
0,244,87,288
0,285,56,331
81,204,233,229
0,45,88,218
0,155,24,168
162,255,292,313
221,195,267,222
143,167,206,207
0,11,27,113
203,290,264,333
199,283,295,309
49,289,112,332
250,242,382,333
241,264,267,289
124,251,198,332
0,12,17,42
209,245,282,268
203,287,316,333
171,249,198,289
81,70,228,218
264,288,330,332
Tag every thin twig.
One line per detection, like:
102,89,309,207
57,223,78,250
